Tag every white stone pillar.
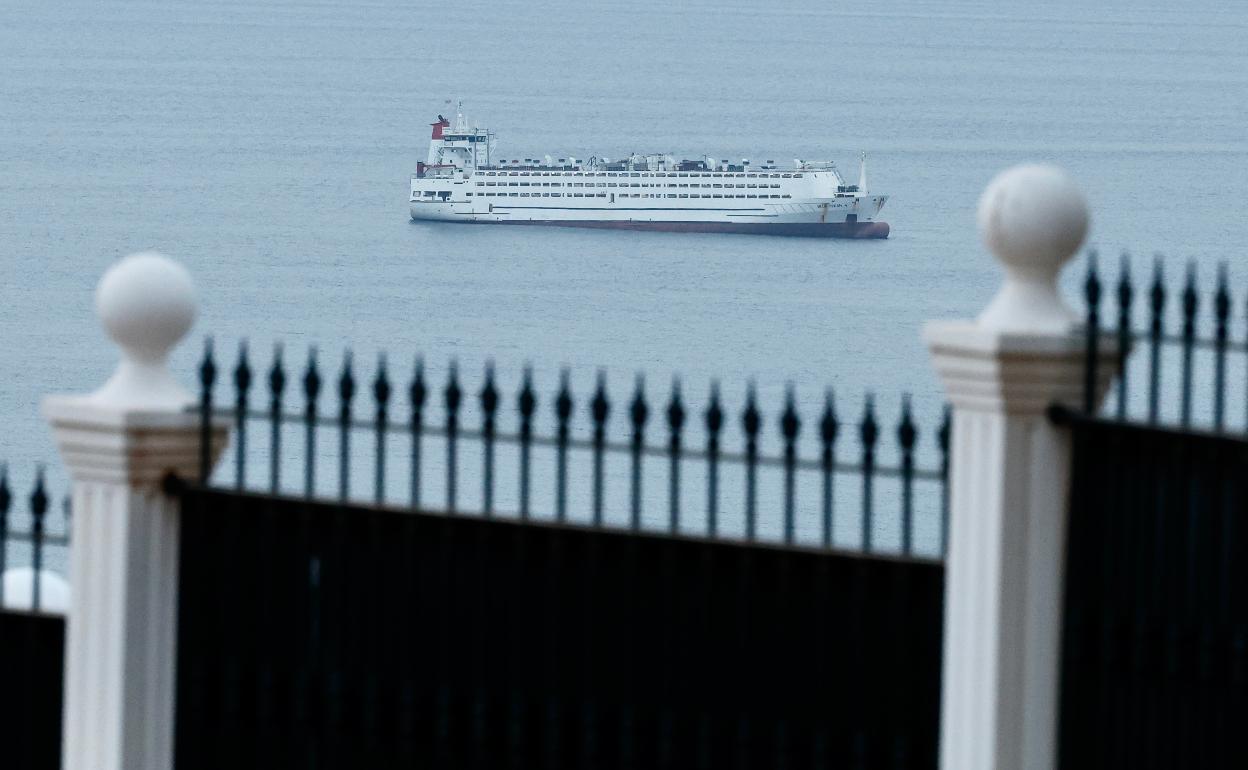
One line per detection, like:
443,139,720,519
926,165,1115,770
43,253,226,770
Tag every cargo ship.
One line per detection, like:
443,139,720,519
409,105,889,238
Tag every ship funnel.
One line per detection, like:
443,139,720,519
858,152,868,193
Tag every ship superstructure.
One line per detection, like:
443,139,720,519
410,105,889,238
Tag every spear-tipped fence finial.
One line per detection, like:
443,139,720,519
590,370,609,525
554,368,572,521
373,353,391,503
518,365,536,519
1115,253,1134,419
1180,262,1199,426
898,394,918,555
859,393,878,552
480,361,499,515
233,341,252,489
628,374,649,531
742,381,761,541
820,389,839,548
780,384,800,544
30,466,49,610
666,377,685,533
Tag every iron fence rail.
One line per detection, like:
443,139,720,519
197,341,952,557
1081,252,1248,430
0,466,69,612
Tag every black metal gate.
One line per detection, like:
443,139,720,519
174,486,944,769
1057,414,1248,767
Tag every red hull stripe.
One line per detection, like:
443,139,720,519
415,218,890,239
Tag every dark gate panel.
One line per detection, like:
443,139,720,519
0,610,65,770
1059,416,1248,768
175,487,944,769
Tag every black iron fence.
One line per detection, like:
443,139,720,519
0,465,70,770
180,339,952,767
0,465,69,612
1080,252,1248,432
1059,253,1248,766
196,341,951,557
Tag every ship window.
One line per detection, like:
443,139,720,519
424,191,435,197
747,184,756,188
712,194,722,198
679,194,688,198
713,184,722,188
795,174,803,178
747,194,756,198
597,193,606,198
466,193,473,196
747,174,757,178
783,194,791,198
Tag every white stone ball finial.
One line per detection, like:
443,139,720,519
976,164,1089,334
89,252,197,410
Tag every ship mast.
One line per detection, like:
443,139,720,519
858,151,868,194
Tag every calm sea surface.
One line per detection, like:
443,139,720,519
2,0,1247,558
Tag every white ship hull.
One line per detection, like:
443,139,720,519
409,196,889,238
